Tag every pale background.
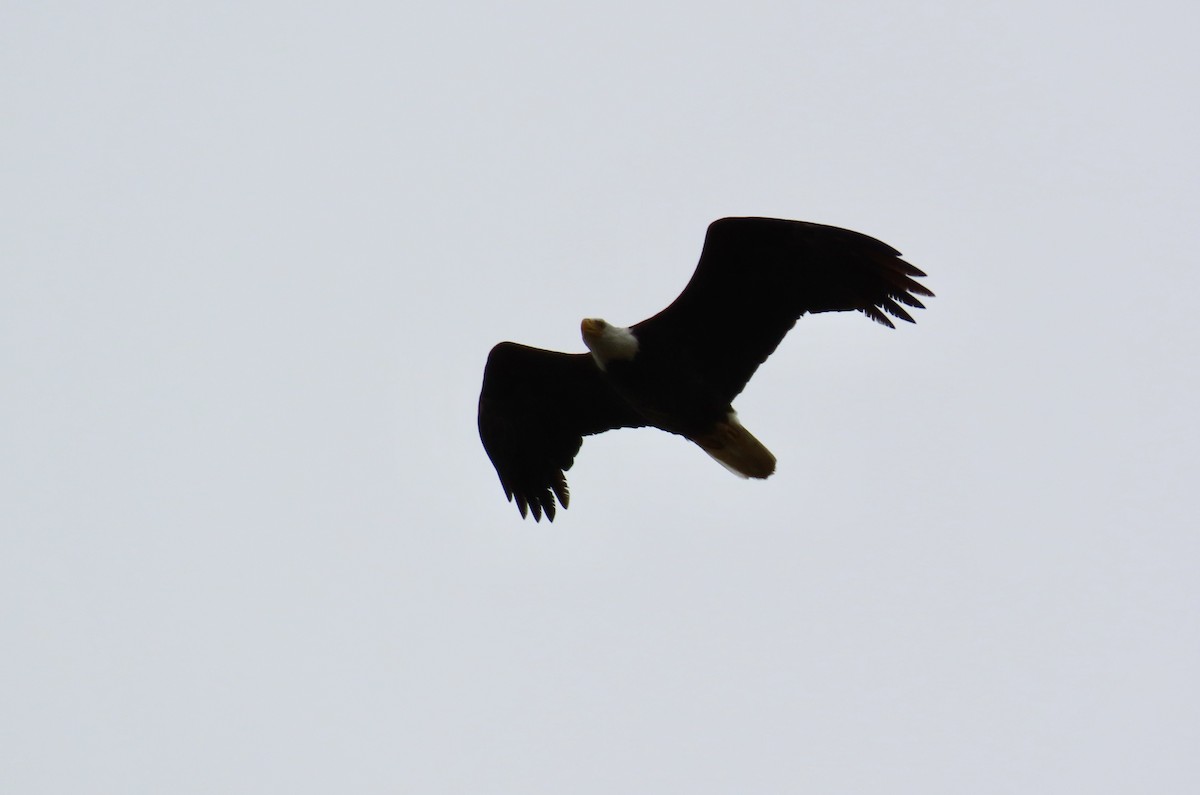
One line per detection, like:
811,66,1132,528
4,1,1198,792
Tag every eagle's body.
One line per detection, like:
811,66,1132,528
580,318,776,479
478,217,933,521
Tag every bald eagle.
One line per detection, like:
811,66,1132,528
478,217,933,521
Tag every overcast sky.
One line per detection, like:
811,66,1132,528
4,1,1198,792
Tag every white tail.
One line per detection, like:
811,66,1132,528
692,412,776,479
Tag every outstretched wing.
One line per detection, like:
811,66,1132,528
633,217,934,403
478,342,646,521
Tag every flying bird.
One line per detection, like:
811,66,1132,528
478,217,933,521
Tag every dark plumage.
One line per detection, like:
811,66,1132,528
478,217,933,521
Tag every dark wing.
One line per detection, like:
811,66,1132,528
632,217,933,403
478,342,646,521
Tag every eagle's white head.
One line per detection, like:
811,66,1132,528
581,318,639,370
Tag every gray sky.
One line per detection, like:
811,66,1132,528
4,1,1198,792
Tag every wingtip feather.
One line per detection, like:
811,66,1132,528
863,306,897,328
